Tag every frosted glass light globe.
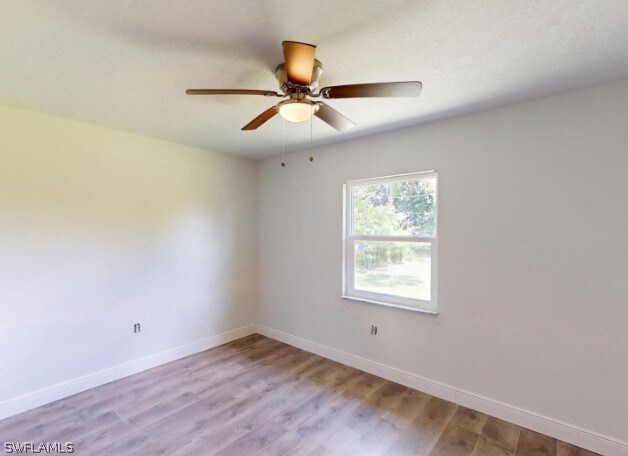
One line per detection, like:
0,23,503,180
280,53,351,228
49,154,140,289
277,100,319,123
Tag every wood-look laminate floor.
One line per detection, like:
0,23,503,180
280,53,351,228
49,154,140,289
0,334,600,455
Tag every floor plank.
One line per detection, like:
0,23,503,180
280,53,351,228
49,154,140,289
516,428,558,456
0,335,601,456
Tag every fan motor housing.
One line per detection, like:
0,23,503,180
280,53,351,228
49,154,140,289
275,59,323,93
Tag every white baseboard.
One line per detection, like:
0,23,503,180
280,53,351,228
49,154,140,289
257,324,627,456
0,324,256,421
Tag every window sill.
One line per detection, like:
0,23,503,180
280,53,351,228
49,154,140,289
341,295,438,315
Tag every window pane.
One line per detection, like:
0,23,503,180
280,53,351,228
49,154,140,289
352,177,436,237
354,240,431,301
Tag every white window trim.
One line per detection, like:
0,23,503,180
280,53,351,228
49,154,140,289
342,171,438,315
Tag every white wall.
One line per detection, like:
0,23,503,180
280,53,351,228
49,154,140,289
257,80,628,447
0,104,257,410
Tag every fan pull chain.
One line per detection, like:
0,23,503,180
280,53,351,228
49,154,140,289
309,104,314,162
281,117,286,167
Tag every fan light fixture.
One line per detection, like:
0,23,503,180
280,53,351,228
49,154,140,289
277,99,319,123
186,40,422,134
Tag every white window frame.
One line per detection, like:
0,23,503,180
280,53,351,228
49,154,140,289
342,171,438,314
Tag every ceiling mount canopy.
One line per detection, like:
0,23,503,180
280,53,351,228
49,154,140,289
186,40,422,132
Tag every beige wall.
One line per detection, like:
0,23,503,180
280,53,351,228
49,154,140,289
0,104,257,406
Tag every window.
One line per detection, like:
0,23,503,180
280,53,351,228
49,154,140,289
343,172,438,313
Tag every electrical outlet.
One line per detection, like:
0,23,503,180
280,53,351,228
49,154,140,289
133,323,141,333
370,325,378,335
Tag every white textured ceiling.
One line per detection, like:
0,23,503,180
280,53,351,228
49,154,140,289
2,1,628,158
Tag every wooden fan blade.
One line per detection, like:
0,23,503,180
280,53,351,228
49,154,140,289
242,106,278,131
314,102,355,131
282,41,316,85
317,82,422,99
186,89,281,97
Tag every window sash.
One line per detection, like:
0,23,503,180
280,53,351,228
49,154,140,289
347,174,438,240
349,235,435,242
345,238,438,313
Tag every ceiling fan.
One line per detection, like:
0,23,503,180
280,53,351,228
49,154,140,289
186,41,422,132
